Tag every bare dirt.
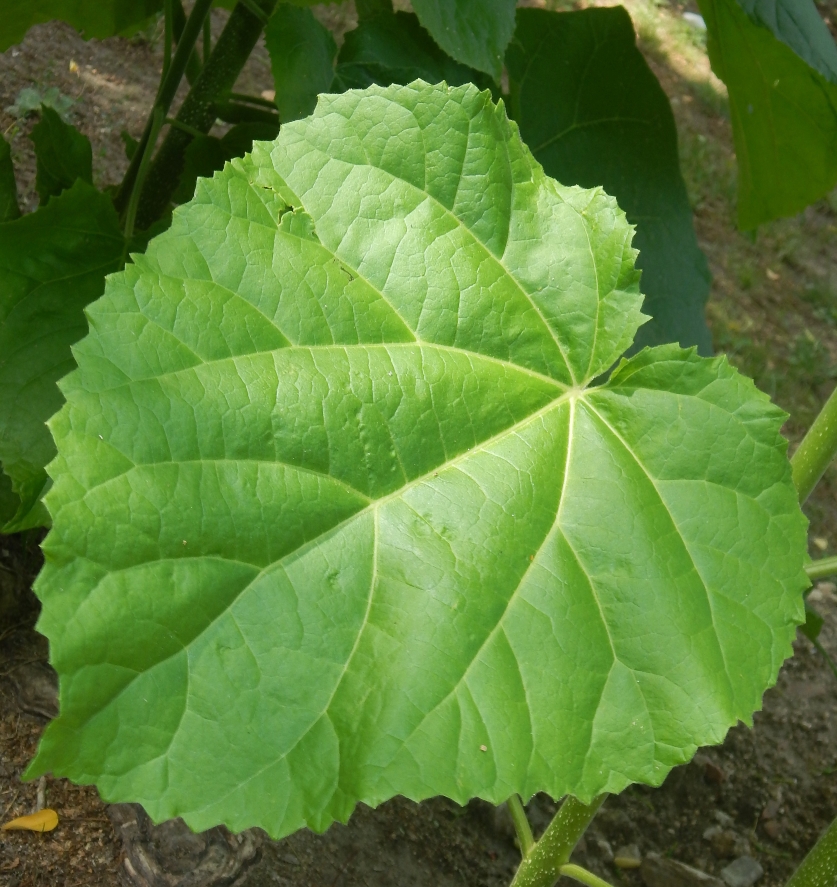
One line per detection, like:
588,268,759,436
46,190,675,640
1,4,836,887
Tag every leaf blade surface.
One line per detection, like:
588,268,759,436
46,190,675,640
29,82,807,839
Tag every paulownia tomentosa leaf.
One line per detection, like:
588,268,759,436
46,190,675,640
28,82,807,838
700,0,837,227
1,0,163,52
30,107,93,204
0,180,125,533
507,6,712,354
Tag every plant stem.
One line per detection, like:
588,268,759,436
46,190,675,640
115,0,213,216
785,814,837,887
163,0,173,81
559,864,616,887
810,635,837,682
123,107,165,243
806,556,837,582
510,795,606,887
356,0,394,19
132,0,277,230
203,14,212,65
173,0,204,84
791,384,837,505
508,795,535,857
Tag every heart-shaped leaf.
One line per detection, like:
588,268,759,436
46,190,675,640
28,82,807,839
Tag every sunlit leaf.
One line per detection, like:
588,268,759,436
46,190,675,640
28,83,807,841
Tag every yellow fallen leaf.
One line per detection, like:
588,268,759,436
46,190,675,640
1,809,59,832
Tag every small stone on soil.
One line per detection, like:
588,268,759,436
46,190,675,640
720,855,764,887
641,852,724,887
614,843,642,868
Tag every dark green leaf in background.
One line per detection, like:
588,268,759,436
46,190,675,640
507,7,712,353
1,0,163,52
735,0,837,82
700,0,837,227
30,107,93,204
0,137,20,223
265,4,337,122
28,83,806,838
410,0,515,80
173,122,280,204
0,181,124,533
335,10,481,90
0,467,19,528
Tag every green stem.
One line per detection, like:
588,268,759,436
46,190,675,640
114,0,213,215
510,795,606,887
133,0,278,230
508,795,535,857
123,107,165,243
164,117,207,139
806,556,837,582
791,384,837,505
559,864,616,887
173,0,204,84
203,14,212,65
224,91,278,109
785,814,837,887
163,0,173,80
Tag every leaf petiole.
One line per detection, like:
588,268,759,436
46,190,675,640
805,555,837,582
791,383,837,505
559,864,616,887
507,795,535,857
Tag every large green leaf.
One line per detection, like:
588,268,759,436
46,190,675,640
1,0,163,51
410,0,515,80
30,107,93,204
0,181,124,533
700,0,837,227
507,7,711,353
735,0,837,82
0,137,20,223
335,10,481,90
265,4,337,123
28,83,806,838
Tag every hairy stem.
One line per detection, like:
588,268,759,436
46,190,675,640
791,384,837,505
510,795,606,887
806,556,837,582
559,864,616,887
785,815,837,887
115,0,213,215
507,795,534,857
133,0,277,230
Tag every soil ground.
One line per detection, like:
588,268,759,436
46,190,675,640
1,2,837,887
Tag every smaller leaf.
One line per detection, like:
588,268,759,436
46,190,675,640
0,136,20,223
172,122,279,204
121,130,139,161
30,107,93,203
410,0,515,80
265,4,337,123
335,10,481,90
6,87,74,123
1,809,58,832
802,600,824,643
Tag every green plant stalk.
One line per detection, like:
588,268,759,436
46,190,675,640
356,0,394,19
203,15,212,65
791,384,837,505
510,795,606,887
508,795,535,857
806,556,837,582
173,0,204,85
114,0,213,216
785,814,837,887
216,100,279,126
559,864,616,887
123,107,165,243
163,0,173,81
133,0,278,230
